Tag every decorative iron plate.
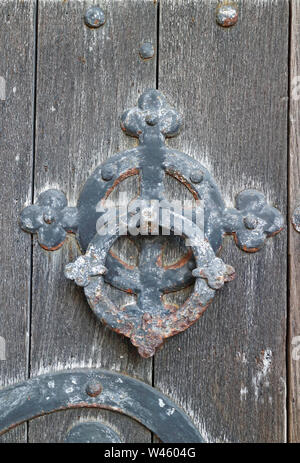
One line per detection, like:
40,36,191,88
0,369,203,443
20,89,284,357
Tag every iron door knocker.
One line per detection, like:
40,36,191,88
20,89,284,357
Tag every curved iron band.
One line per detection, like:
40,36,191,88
77,147,225,253
84,210,215,357
0,369,204,443
65,422,122,443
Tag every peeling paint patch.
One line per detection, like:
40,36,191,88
65,386,74,394
158,398,165,408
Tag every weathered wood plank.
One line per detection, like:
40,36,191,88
0,0,36,443
28,0,157,442
157,0,288,442
289,0,300,444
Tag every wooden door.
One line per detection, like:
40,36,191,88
0,0,298,443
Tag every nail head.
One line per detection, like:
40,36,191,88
139,42,155,60
243,214,258,230
216,2,238,28
190,170,204,184
101,165,114,181
86,381,102,397
84,6,106,29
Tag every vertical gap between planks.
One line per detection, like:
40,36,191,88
153,0,160,389
26,0,39,443
156,0,160,92
287,0,292,444
151,0,160,444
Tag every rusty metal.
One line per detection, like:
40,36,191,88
139,42,155,60
84,6,106,29
20,89,284,358
0,369,204,443
65,422,122,443
216,2,238,27
86,380,103,397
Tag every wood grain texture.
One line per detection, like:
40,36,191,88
28,0,157,443
289,0,300,444
156,0,288,443
0,0,36,443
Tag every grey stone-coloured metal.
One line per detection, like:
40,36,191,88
0,369,204,443
223,190,284,251
139,42,155,60
20,189,78,250
216,2,238,27
84,6,106,28
292,205,300,232
19,89,284,358
65,253,107,287
65,422,122,443
86,380,103,397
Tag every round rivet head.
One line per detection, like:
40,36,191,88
43,212,55,224
86,381,102,397
216,2,238,27
139,42,155,60
292,206,300,232
101,165,114,181
244,214,258,230
84,6,106,29
190,170,204,184
145,114,159,126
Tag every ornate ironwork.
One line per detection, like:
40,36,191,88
20,89,284,357
0,369,203,443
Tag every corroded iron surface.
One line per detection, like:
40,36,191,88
0,369,204,443
216,2,239,27
66,211,235,358
20,89,284,357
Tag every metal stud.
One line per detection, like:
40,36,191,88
84,6,106,29
216,2,238,27
292,205,300,232
190,170,204,184
244,214,258,230
86,380,102,397
101,165,115,181
139,42,155,60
